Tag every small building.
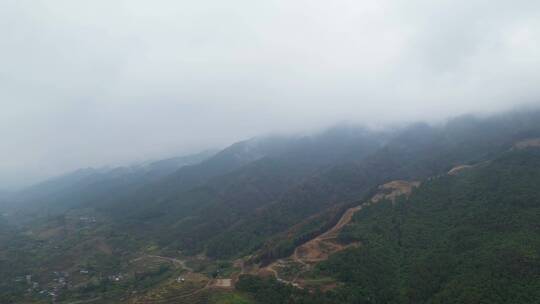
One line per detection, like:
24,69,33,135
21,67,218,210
108,274,123,282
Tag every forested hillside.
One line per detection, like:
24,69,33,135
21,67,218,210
6,150,217,217
238,148,540,303
2,110,540,303
127,110,540,261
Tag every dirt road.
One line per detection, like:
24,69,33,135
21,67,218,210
265,180,420,287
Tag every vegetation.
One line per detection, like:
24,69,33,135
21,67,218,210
320,149,540,303
237,149,540,303
2,110,540,303
210,291,255,304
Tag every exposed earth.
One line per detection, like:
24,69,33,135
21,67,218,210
260,180,420,289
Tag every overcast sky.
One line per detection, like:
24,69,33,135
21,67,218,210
1,0,540,189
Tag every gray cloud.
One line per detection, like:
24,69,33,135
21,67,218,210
1,0,540,189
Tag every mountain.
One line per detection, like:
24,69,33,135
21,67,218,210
236,146,540,304
7,150,217,216
323,148,540,303
165,110,540,261
2,109,540,304
84,126,389,256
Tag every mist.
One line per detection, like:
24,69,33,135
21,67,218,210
1,0,540,189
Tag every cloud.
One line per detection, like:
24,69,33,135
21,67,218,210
1,0,539,188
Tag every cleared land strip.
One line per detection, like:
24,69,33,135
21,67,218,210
264,180,420,287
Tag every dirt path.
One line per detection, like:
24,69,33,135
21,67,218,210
264,180,420,287
448,165,473,175
133,181,420,294
292,249,308,267
320,205,363,239
263,204,365,287
292,205,362,263
265,261,303,288
296,180,419,263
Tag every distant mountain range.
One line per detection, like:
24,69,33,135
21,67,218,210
3,150,216,215
2,109,540,303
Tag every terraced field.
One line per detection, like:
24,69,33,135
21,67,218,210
129,273,210,304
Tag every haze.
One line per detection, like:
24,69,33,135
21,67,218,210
1,0,540,189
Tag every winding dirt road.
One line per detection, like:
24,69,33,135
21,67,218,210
265,180,420,287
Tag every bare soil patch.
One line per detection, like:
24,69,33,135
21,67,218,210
371,180,421,203
448,165,473,175
295,180,419,263
211,279,232,289
262,180,420,288
514,138,540,149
